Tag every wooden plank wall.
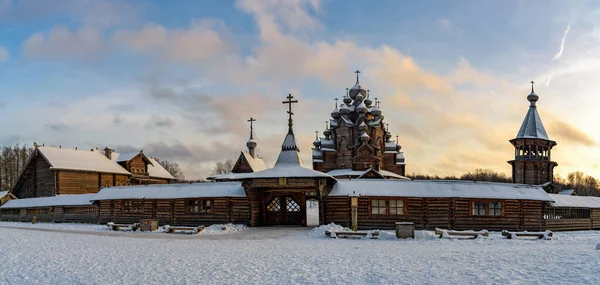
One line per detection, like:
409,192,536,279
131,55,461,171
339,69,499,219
323,196,546,231
97,198,250,226
58,171,101,194
0,206,99,223
593,209,600,229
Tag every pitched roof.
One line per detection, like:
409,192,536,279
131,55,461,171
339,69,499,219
147,157,175,180
112,151,143,163
328,180,553,201
515,104,550,140
0,191,9,198
38,147,131,175
241,151,267,172
92,182,245,200
0,194,95,209
548,194,600,208
326,169,410,180
237,129,333,179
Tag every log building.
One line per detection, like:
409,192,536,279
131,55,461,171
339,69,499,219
3,72,600,232
10,146,175,199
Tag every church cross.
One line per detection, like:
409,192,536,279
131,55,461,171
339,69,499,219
315,131,319,140
385,123,389,131
334,98,339,108
247,117,256,139
396,135,399,144
282,94,298,130
374,97,380,108
354,70,361,82
530,80,535,93
345,88,349,97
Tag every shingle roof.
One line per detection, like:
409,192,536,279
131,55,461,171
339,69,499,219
515,104,550,140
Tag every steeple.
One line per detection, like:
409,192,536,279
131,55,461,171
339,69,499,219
508,82,557,185
246,117,257,158
276,94,303,167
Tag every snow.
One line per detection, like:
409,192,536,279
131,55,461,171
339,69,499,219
111,151,141,162
37,146,131,175
0,194,96,209
548,194,600,208
93,182,246,200
147,157,175,180
327,168,410,180
0,191,9,199
329,180,553,201
241,152,267,172
235,165,333,179
1,225,599,284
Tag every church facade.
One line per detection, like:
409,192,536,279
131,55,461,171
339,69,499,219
3,72,600,232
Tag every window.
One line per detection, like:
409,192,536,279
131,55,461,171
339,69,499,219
471,200,502,217
389,200,405,215
186,199,213,213
123,201,144,213
472,201,486,216
488,202,502,216
371,200,387,215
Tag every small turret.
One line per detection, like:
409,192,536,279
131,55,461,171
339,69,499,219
331,98,340,119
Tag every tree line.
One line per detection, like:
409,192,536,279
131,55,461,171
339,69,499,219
407,168,600,196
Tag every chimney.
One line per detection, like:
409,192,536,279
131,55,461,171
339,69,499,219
103,147,114,160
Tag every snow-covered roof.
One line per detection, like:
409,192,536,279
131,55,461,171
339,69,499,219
241,151,267,172
147,157,175,180
558,189,575,195
548,194,600,208
206,172,239,180
326,169,410,180
328,180,553,201
92,182,246,200
0,194,96,209
275,132,303,166
38,147,131,175
515,97,550,140
0,191,9,198
112,151,143,163
235,165,333,179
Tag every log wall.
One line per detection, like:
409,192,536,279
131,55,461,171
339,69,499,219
0,206,98,223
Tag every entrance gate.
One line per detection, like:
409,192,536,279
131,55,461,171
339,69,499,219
265,194,303,225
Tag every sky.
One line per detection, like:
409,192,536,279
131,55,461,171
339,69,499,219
0,0,599,180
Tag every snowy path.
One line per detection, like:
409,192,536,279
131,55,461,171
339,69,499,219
1,225,599,284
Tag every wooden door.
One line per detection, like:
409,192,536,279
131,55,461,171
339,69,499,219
265,194,303,225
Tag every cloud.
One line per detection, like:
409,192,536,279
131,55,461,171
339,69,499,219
112,20,232,63
44,123,72,132
552,20,571,61
23,26,108,60
0,46,8,62
437,19,461,35
547,117,595,146
145,116,175,129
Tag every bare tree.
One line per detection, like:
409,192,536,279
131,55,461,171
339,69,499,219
212,159,234,175
157,160,185,181
0,144,34,190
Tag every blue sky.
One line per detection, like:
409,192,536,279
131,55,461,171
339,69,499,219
0,0,598,179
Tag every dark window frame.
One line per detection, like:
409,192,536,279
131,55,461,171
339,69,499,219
122,200,144,213
185,199,214,214
470,200,504,217
368,198,407,216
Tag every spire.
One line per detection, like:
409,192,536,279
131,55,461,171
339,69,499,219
246,117,257,158
515,82,549,140
275,94,303,167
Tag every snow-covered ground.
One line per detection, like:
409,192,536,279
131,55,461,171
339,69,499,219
0,223,599,284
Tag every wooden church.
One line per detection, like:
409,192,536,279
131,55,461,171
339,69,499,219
3,72,600,232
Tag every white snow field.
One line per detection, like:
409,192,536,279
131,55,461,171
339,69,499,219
0,223,599,284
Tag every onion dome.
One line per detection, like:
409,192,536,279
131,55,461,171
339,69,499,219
385,131,392,142
364,98,372,107
323,128,332,138
355,94,364,102
357,100,368,114
343,95,352,105
331,106,340,119
313,132,321,147
349,70,367,100
395,143,401,152
371,103,381,117
340,103,350,115
246,138,257,149
527,81,539,106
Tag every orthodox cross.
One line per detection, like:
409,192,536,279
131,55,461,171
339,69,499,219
396,135,399,144
530,80,535,93
345,88,349,97
282,94,298,130
374,97,380,108
315,131,319,140
367,89,370,98
334,98,339,108
247,117,256,139
385,123,389,131
325,121,329,130
354,69,361,81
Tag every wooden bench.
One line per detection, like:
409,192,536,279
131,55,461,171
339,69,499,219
502,230,552,240
435,228,489,239
107,222,139,232
164,225,205,234
325,230,379,239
